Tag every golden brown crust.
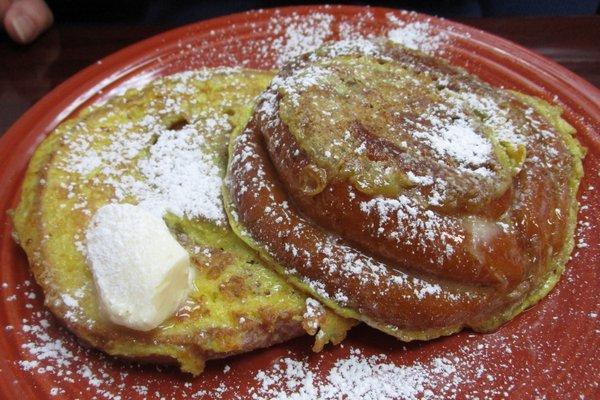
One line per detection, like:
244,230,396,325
228,120,495,332
261,96,526,289
226,40,585,339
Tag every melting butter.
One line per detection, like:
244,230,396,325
85,203,191,331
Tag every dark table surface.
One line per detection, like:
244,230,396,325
1,15,599,137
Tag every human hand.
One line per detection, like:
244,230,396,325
1,0,53,44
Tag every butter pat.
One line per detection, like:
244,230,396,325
85,203,191,331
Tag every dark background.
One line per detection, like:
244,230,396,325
44,0,600,26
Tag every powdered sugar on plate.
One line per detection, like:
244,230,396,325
251,348,462,400
267,10,451,67
270,12,336,67
386,13,450,54
5,271,597,400
188,8,454,72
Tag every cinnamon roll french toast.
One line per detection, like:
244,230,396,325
225,40,585,340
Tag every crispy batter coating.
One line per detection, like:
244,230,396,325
225,41,585,340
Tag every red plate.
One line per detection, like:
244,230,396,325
0,6,598,399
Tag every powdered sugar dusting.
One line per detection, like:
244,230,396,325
59,71,237,224
271,12,335,66
387,13,449,54
251,348,459,399
303,298,323,333
125,124,225,220
260,8,451,69
359,195,464,263
6,281,596,399
413,119,492,168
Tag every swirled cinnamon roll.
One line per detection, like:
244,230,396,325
225,40,585,340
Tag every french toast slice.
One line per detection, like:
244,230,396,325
12,69,354,375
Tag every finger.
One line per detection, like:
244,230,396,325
4,0,53,44
0,0,12,20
